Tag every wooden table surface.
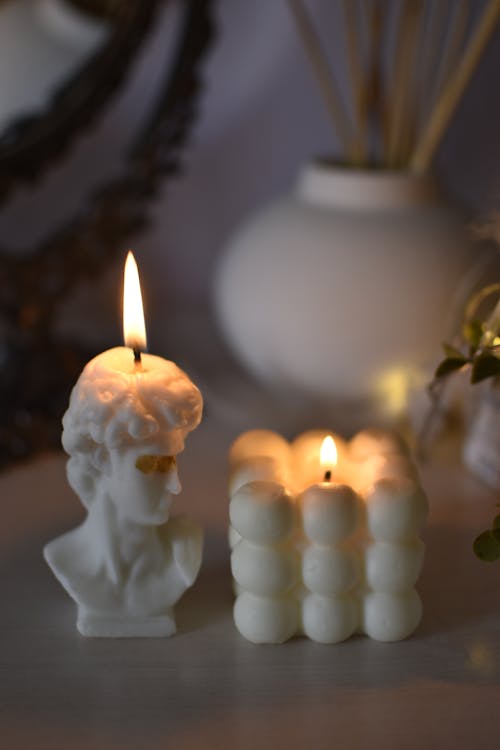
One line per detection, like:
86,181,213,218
1,414,499,750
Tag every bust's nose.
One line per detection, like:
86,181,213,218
165,466,181,495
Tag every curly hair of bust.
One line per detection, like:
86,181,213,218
62,357,202,477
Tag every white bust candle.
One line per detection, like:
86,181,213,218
44,253,203,637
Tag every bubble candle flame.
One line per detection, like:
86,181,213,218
123,251,147,362
320,435,337,482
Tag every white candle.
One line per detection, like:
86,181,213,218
361,475,427,641
44,252,203,638
230,480,299,643
228,429,428,644
227,429,291,561
300,470,360,644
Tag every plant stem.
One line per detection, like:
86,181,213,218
464,283,500,323
484,296,500,346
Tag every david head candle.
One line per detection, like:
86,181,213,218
44,252,203,638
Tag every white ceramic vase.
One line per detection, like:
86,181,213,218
214,162,474,424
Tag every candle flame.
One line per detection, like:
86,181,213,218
123,251,147,353
320,435,337,470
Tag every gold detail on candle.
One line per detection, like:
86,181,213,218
135,455,177,474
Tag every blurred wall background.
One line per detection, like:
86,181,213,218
2,0,500,357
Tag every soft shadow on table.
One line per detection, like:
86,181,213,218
4,516,499,641
0,524,233,635
3,518,498,645
176,528,233,635
1,517,499,750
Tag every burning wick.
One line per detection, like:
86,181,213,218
123,250,147,371
320,435,337,484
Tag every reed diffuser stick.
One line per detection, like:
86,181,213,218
379,0,393,163
399,1,427,164
430,1,470,120
388,0,423,168
416,0,449,132
382,1,401,163
411,0,500,174
288,0,354,157
342,0,366,163
364,0,384,164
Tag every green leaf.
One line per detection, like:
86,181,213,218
470,353,500,384
473,530,500,562
434,357,468,379
463,319,484,348
493,515,500,530
442,343,464,359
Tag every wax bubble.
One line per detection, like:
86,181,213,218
230,481,295,544
234,593,298,644
302,594,358,643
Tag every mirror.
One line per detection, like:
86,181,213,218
0,0,164,202
0,0,214,468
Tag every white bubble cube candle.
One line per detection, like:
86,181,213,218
228,429,428,644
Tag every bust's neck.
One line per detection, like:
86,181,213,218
87,494,161,584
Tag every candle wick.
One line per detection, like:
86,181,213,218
133,347,143,371
324,469,332,482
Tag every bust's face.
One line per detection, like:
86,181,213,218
107,440,183,524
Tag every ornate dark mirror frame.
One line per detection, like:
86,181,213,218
0,0,162,202
0,0,214,468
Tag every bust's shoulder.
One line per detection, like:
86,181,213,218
159,515,203,587
44,522,109,607
44,526,87,575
